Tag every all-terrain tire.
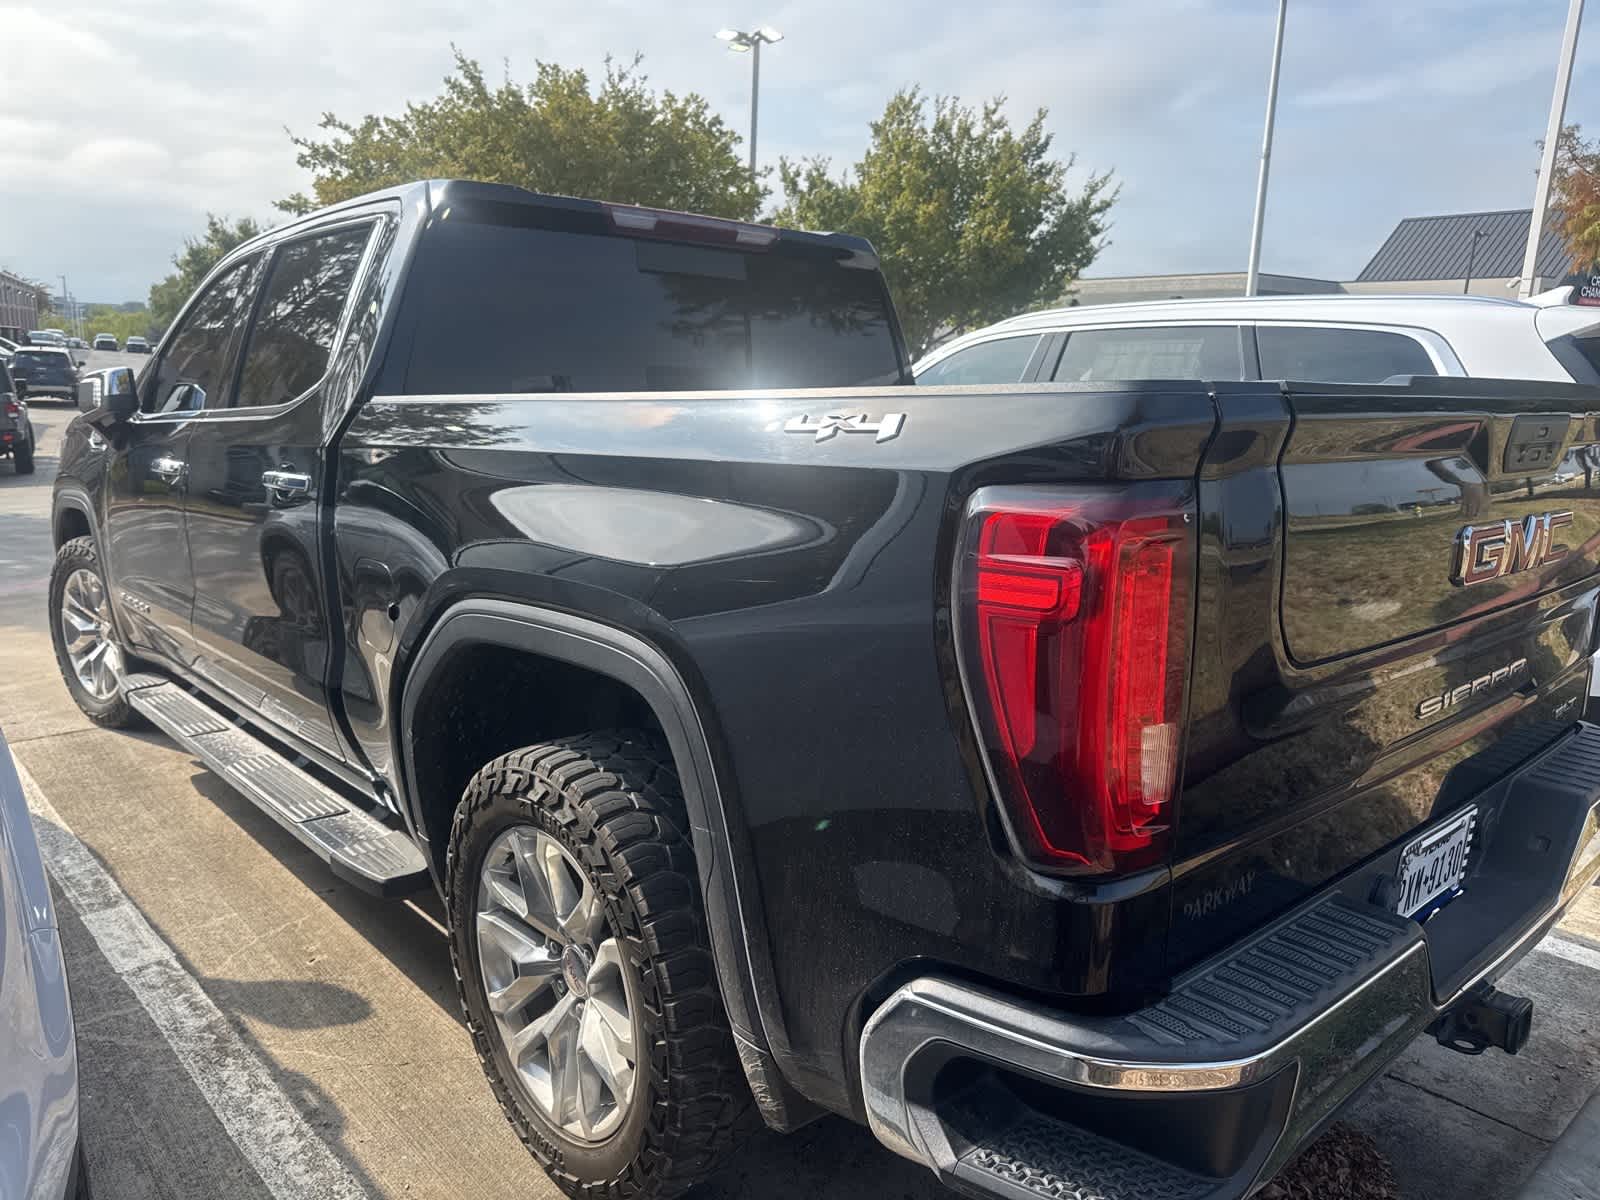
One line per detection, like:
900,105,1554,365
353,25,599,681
48,536,139,727
448,731,752,1199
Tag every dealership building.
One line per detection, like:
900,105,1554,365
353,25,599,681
0,269,50,341
1069,209,1576,306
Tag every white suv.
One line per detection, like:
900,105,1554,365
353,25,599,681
914,290,1600,387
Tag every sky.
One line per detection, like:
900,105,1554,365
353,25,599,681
5,0,1600,304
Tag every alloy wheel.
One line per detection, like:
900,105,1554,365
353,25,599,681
60,568,122,700
474,826,639,1142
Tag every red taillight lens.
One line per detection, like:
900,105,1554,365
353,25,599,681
957,486,1194,874
2,401,17,417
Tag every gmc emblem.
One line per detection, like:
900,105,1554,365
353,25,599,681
1451,511,1574,587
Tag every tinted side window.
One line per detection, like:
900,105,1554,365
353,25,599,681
144,256,263,414
1053,326,1243,381
1257,326,1437,383
234,224,371,408
915,335,1041,385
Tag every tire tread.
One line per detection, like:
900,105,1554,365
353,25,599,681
447,731,752,1199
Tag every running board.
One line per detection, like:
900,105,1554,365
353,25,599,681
124,673,429,897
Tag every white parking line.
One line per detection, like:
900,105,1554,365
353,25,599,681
1538,931,1600,973
15,756,371,1200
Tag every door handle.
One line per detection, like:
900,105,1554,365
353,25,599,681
151,456,187,484
261,469,312,500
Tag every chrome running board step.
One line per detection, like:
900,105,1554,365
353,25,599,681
124,673,429,897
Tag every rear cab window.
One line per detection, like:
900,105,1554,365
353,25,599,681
1051,326,1244,381
1256,325,1437,383
394,200,906,395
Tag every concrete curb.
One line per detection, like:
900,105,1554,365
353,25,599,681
1518,1086,1600,1200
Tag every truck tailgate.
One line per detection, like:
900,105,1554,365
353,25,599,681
1281,383,1600,663
1174,378,1600,976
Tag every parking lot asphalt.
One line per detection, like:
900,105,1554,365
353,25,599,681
2,357,1599,1199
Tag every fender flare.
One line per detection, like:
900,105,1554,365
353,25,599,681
51,486,99,549
395,598,819,1130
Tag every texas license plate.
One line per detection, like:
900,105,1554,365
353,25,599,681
1395,807,1476,918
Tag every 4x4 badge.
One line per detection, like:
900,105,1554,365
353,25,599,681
783,412,905,443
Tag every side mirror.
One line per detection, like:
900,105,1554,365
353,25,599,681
82,366,138,426
14,378,26,399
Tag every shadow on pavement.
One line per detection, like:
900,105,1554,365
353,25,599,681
185,769,461,1022
202,975,374,1031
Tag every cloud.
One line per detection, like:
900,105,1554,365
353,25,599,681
0,0,1594,302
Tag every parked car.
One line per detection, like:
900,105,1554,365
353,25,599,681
0,362,36,474
122,336,149,355
11,347,79,401
91,335,118,352
65,337,85,350
914,291,1600,386
48,180,1600,1200
0,727,87,1198
27,331,65,347
0,336,17,367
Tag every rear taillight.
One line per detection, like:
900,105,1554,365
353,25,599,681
956,485,1195,875
3,401,16,417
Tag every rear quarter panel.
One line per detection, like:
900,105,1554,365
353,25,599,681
335,382,1215,1109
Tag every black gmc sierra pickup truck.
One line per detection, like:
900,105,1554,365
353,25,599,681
50,180,1600,1200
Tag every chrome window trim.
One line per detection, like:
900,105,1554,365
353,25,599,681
133,210,392,426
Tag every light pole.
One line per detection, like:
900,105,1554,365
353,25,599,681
1463,229,1486,294
716,26,783,181
1244,0,1288,297
1521,0,1585,298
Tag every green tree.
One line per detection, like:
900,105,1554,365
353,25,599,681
1550,123,1600,269
73,304,155,343
279,50,763,219
148,214,265,330
773,88,1115,355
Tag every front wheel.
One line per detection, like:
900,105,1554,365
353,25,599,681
48,537,138,727
448,732,751,1199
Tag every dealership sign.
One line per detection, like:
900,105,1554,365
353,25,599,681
1564,267,1600,306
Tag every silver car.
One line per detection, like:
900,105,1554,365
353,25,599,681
0,729,85,1199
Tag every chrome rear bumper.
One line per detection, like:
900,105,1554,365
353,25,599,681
860,726,1600,1199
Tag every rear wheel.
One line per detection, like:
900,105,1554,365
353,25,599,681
48,537,138,727
13,428,34,474
448,732,751,1198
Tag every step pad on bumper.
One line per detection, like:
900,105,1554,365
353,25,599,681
959,1111,1210,1200
1129,897,1408,1048
124,673,428,897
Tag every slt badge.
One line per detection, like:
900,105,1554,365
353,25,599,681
1451,511,1573,587
783,412,905,443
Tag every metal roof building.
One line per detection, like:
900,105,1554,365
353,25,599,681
1355,209,1571,286
1067,209,1578,307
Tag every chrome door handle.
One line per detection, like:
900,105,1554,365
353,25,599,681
261,469,312,499
151,456,187,483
